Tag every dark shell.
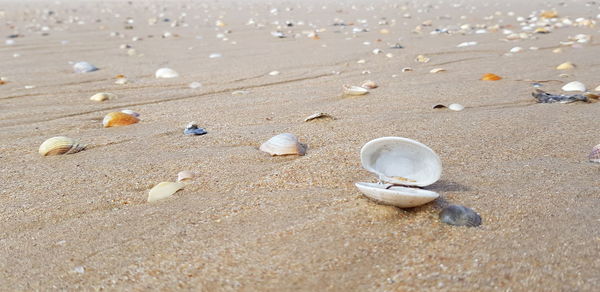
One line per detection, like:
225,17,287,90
184,124,207,136
439,205,482,227
532,89,588,104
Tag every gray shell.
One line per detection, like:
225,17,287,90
439,205,482,227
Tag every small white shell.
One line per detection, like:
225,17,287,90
155,68,179,78
343,85,369,96
510,46,523,53
355,182,439,208
177,171,195,182
589,144,600,163
595,85,600,92
448,103,465,111
556,62,575,70
73,61,98,73
148,182,185,202
361,80,378,89
430,68,446,73
268,71,280,76
561,81,586,92
260,133,306,156
121,109,140,117
90,92,117,102
304,112,335,122
39,136,86,156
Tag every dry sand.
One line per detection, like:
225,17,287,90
1,0,600,290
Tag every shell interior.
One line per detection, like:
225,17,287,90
355,182,439,208
360,137,441,187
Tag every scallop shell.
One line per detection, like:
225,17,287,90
260,133,306,156
561,81,586,92
73,61,98,73
177,171,195,182
355,182,439,208
360,137,442,187
90,92,117,102
343,85,369,96
439,205,482,227
39,136,86,156
102,112,140,127
448,103,465,111
556,62,575,70
481,73,502,81
147,182,185,202
155,68,179,78
589,144,600,163
361,80,378,89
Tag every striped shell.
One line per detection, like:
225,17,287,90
589,144,600,163
39,136,86,156
102,112,140,128
260,133,306,156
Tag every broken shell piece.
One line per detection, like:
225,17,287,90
415,55,430,63
90,92,117,102
561,81,586,92
532,89,588,103
556,62,575,70
481,73,502,81
260,133,306,156
184,122,207,135
147,182,184,202
355,182,439,208
430,68,446,73
589,144,600,163
121,109,140,117
439,205,482,227
39,136,86,156
343,85,369,96
73,61,98,73
402,67,413,72
177,171,195,182
304,112,335,122
432,104,447,109
448,103,464,111
155,68,179,78
102,112,140,127
361,80,378,89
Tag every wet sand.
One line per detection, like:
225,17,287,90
1,0,599,290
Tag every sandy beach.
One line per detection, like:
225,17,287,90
1,0,599,290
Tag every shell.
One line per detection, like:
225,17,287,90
260,133,306,156
184,122,207,135
361,80,378,89
177,171,195,182
90,92,117,102
121,109,140,117
39,136,86,156
448,103,465,111
589,144,600,163
402,67,413,72
439,205,482,227
561,81,586,92
510,46,523,53
430,68,446,73
155,68,179,78
102,112,140,127
481,73,502,81
355,182,439,208
556,62,575,70
147,182,185,202
432,104,447,109
304,112,335,122
415,55,430,63
343,85,369,96
595,85,600,92
268,71,280,76
73,61,98,73
360,137,442,187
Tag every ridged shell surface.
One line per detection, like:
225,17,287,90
39,136,86,156
103,112,140,127
360,137,441,187
260,133,306,156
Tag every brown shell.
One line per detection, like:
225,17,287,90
39,136,86,156
102,112,140,128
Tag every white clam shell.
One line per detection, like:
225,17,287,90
148,182,185,202
448,103,465,111
90,92,117,102
177,171,195,182
343,85,369,96
355,182,439,208
260,133,306,156
360,137,442,187
73,61,98,73
155,68,179,78
561,81,586,92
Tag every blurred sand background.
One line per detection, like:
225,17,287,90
1,0,599,290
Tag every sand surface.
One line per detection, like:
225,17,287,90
1,0,600,290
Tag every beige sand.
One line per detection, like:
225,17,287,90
1,0,599,290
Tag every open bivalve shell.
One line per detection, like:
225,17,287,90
356,137,442,208
260,133,306,156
